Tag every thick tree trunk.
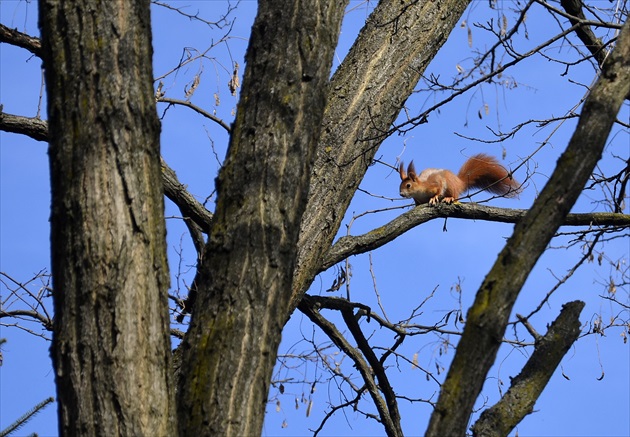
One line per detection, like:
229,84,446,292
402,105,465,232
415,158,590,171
175,1,347,436
426,19,630,437
39,0,176,435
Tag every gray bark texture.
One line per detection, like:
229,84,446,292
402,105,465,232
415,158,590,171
289,0,472,312
16,0,624,435
175,1,348,436
426,18,630,437
39,0,176,435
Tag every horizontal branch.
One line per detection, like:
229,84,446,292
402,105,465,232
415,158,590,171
0,110,214,233
323,203,630,272
0,309,53,331
301,294,533,347
0,108,48,142
0,23,42,57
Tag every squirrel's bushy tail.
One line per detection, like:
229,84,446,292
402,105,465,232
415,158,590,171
458,153,520,197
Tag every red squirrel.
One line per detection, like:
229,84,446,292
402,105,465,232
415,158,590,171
398,153,520,205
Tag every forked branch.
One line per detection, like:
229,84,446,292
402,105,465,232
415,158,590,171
298,294,401,437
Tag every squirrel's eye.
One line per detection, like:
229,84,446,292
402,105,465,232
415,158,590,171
406,183,411,189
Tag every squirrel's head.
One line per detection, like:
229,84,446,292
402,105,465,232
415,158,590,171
398,161,417,197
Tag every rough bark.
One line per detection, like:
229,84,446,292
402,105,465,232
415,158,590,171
289,0,472,313
472,301,585,437
425,18,630,437
175,1,347,436
39,0,176,435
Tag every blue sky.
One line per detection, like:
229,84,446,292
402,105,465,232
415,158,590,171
1,1,628,436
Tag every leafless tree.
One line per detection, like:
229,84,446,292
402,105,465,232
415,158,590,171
1,1,628,436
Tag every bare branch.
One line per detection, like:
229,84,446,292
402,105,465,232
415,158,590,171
551,0,611,66
157,97,231,133
151,1,236,29
0,108,48,142
395,22,590,134
0,23,42,57
340,309,403,436
161,159,214,233
323,203,630,273
298,294,398,437
472,301,585,437
0,309,53,331
426,19,630,436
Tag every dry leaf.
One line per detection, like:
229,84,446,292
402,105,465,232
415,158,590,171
228,62,240,96
155,81,164,100
185,74,200,100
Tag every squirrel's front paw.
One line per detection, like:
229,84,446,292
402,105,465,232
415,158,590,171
429,195,441,206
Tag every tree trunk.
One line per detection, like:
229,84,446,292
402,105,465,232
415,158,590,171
290,0,472,312
40,0,176,435
426,18,630,437
175,1,347,436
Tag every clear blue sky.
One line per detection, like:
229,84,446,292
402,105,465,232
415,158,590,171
1,1,628,436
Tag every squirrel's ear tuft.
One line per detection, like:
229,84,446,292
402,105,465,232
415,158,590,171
399,162,407,180
408,161,416,177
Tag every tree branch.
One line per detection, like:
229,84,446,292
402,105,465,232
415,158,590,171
471,301,585,437
161,159,214,233
157,97,231,133
558,0,609,67
0,23,42,57
323,203,630,273
0,108,48,142
0,110,214,234
341,308,403,437
0,309,53,331
298,295,398,437
426,19,630,436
